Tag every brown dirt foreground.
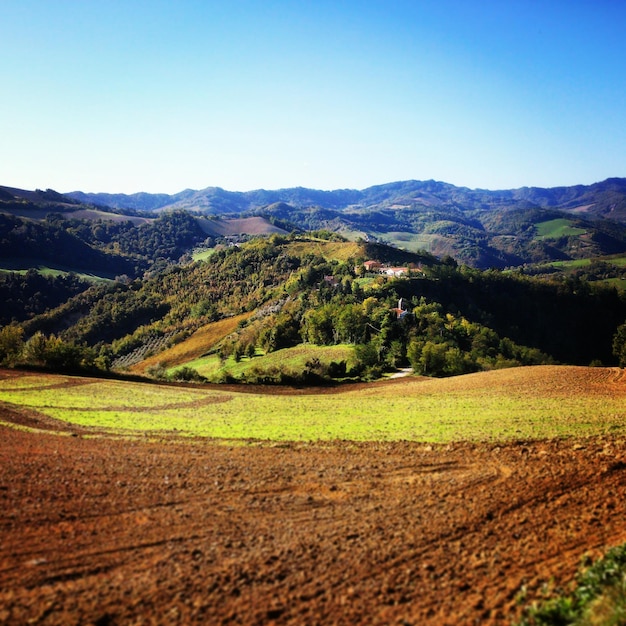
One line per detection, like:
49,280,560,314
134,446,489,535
1,411,626,625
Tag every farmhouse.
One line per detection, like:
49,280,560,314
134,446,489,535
363,260,382,271
383,266,409,277
361,260,423,277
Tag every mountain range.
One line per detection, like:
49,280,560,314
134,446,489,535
3,178,626,269
68,177,626,219
67,177,626,267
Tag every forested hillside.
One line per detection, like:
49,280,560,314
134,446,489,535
3,235,625,381
5,180,626,269
3,181,626,381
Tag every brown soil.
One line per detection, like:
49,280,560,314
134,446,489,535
1,407,626,625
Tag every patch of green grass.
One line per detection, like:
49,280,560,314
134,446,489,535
549,259,592,269
370,231,438,254
191,248,217,262
169,353,222,377
0,379,206,410
0,258,113,282
602,277,626,290
518,543,626,625
1,368,624,442
169,344,358,381
0,375,74,389
535,219,587,240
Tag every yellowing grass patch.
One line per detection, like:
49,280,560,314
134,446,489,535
132,313,252,373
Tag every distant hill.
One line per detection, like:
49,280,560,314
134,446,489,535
67,178,626,221
197,216,288,237
6,182,626,381
0,185,150,225
66,178,626,268
5,179,626,270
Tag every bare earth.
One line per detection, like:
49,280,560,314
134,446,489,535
1,392,626,624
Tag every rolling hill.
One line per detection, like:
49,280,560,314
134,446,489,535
68,178,626,221
4,179,626,269
2,180,626,383
11,234,626,382
67,178,626,268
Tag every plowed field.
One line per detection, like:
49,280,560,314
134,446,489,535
1,368,626,625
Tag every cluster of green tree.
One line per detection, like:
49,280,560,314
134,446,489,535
7,235,626,381
20,237,304,361
613,322,626,367
0,214,137,277
219,273,556,380
21,281,170,347
398,266,626,366
524,258,626,284
212,246,626,379
0,270,92,325
0,326,107,373
63,211,207,264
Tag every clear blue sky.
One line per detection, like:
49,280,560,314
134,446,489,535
2,0,625,194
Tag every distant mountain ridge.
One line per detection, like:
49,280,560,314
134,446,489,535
68,178,626,221
64,178,626,268
4,178,626,270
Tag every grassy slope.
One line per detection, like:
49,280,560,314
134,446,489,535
130,312,253,374
170,344,358,380
286,240,364,262
526,253,626,290
191,248,216,262
1,365,624,443
547,254,626,269
535,218,587,239
0,258,116,281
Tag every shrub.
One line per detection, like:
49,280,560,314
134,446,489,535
146,363,169,380
171,366,206,382
518,543,626,625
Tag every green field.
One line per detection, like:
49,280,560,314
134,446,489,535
535,218,587,239
526,254,626,291
370,231,438,254
0,258,114,282
170,344,358,380
191,248,217,262
1,366,624,443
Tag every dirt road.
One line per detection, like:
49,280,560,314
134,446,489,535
1,406,626,625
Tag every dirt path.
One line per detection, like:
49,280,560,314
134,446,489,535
1,408,626,625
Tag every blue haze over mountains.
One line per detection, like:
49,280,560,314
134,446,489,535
68,178,626,220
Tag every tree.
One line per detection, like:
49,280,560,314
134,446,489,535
613,322,626,367
301,305,336,345
418,341,448,377
386,339,405,368
23,331,48,365
0,325,24,365
336,304,366,344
